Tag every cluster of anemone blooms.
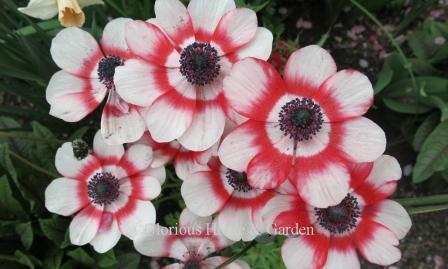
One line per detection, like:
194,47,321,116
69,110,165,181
44,0,412,268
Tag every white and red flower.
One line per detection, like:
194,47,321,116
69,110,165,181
45,131,164,253
261,155,412,268
134,208,250,269
181,157,275,241
219,45,386,208
114,0,273,151
46,18,146,145
134,132,216,180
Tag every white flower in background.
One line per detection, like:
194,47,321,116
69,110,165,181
18,0,104,27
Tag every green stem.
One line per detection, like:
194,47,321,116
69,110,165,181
349,0,418,91
8,150,58,178
408,204,448,215
215,241,257,269
397,194,448,206
0,131,62,144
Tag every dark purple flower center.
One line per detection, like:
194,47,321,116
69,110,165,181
314,194,361,234
98,55,124,89
179,42,220,86
278,98,324,141
184,260,200,269
226,169,252,192
87,172,120,205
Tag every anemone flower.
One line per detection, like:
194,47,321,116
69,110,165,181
261,155,412,268
219,45,386,208
45,130,164,253
181,157,275,241
134,208,249,269
18,0,104,27
46,18,146,145
114,0,273,151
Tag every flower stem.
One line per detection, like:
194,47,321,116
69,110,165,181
408,204,448,215
215,241,257,269
8,150,58,178
396,194,448,206
349,0,418,91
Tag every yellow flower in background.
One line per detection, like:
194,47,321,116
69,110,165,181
18,0,104,27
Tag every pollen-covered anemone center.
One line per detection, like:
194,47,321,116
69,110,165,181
226,169,253,192
184,260,200,269
98,55,124,89
314,194,361,234
278,97,324,141
87,172,120,205
179,42,220,86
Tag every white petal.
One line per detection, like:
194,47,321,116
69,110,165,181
211,8,257,55
101,17,133,57
177,101,226,151
355,222,401,266
133,223,188,260
296,162,350,208
179,208,212,230
101,91,146,145
282,237,328,269
318,69,373,121
50,27,102,77
284,45,336,90
144,88,196,143
339,117,386,162
323,244,360,269
114,59,171,107
181,171,232,217
218,121,261,172
18,0,58,20
90,216,121,253
260,195,297,234
364,155,402,189
110,196,157,239
120,175,162,200
69,205,103,245
46,71,106,122
93,130,125,164
154,0,195,48
218,205,260,241
370,199,411,240
55,142,102,180
45,177,88,216
187,0,235,40
118,144,153,177
232,27,273,61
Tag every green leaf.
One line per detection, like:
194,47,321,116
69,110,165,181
30,122,59,172
111,254,140,269
0,175,27,218
38,217,70,247
14,250,42,269
374,58,393,94
15,222,33,250
0,117,32,157
44,251,63,269
95,250,117,268
60,260,78,269
0,220,20,237
67,248,95,267
413,113,440,151
413,120,448,183
15,19,61,35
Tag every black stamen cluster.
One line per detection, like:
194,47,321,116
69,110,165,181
278,97,324,141
314,194,361,234
226,169,253,192
179,42,220,86
87,172,120,205
98,55,124,89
